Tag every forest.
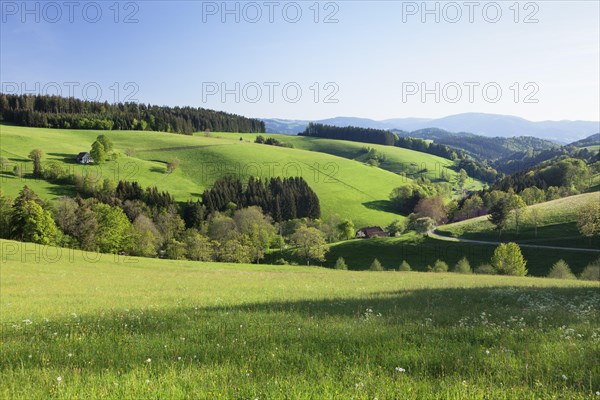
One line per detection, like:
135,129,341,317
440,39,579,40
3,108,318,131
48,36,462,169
0,93,265,134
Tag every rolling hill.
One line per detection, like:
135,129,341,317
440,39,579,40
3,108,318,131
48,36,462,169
0,124,472,227
435,192,600,249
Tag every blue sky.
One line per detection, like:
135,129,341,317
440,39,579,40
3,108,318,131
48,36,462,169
1,1,598,121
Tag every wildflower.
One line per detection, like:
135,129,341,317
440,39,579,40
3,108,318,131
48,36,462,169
562,375,567,380
22,319,32,325
177,356,182,361
485,350,490,355
146,380,150,384
68,353,73,358
146,358,151,363
395,367,406,373
56,376,62,383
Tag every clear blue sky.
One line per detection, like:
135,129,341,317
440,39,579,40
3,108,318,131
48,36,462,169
1,1,598,121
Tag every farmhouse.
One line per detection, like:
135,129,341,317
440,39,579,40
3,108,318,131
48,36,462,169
76,152,93,164
355,226,387,239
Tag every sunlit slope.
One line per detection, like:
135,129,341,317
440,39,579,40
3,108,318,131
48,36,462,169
0,125,421,226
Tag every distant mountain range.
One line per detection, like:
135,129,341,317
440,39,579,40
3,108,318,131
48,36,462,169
262,113,600,143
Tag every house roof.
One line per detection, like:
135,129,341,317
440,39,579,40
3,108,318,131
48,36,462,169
77,152,89,157
357,226,386,234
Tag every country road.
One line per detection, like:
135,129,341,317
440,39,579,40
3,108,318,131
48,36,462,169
428,231,600,254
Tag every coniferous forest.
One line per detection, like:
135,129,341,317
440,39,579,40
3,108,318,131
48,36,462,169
0,93,265,134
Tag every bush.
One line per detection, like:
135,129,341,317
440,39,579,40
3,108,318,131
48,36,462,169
369,258,384,271
453,257,472,274
334,257,348,270
547,260,576,280
475,264,496,275
579,259,600,281
491,242,528,276
274,258,289,265
398,260,411,271
432,259,448,273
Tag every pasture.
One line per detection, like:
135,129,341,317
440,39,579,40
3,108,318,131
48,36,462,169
1,239,599,399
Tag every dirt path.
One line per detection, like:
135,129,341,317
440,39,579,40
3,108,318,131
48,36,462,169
428,231,600,253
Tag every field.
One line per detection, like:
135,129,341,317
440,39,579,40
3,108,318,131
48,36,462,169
0,125,479,227
436,192,600,249
211,132,484,191
1,239,599,399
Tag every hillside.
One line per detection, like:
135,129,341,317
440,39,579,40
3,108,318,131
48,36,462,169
569,133,600,149
1,239,598,398
0,124,461,227
211,132,480,188
436,192,600,249
395,128,559,161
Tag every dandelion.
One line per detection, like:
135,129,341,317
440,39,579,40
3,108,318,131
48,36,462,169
28,355,32,359
395,367,406,373
485,350,490,355
177,356,181,361
146,358,151,363
68,353,73,358
56,376,62,383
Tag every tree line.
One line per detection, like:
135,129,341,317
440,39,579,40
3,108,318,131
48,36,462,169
0,93,265,134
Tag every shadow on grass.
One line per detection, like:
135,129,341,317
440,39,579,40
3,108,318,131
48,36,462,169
47,153,79,165
1,286,597,378
362,200,398,214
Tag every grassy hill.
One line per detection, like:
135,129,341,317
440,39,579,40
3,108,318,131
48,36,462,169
209,132,484,191
0,124,469,227
436,192,600,249
1,239,598,398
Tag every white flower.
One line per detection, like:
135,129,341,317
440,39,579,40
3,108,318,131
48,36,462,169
68,353,73,358
56,376,62,382
177,357,181,361
395,367,406,373
146,358,151,363
562,374,567,380
145,379,150,384
485,350,490,355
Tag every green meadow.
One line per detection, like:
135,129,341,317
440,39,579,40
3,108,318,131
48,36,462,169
1,239,599,399
0,124,475,227
436,192,600,249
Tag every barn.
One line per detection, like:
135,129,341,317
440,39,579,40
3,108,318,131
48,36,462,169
355,226,388,239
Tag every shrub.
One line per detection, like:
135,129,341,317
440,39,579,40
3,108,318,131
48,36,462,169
547,260,576,280
432,259,448,273
334,257,348,270
369,258,384,271
453,257,472,274
579,259,600,281
475,264,496,275
398,260,411,271
491,242,528,276
274,258,289,265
